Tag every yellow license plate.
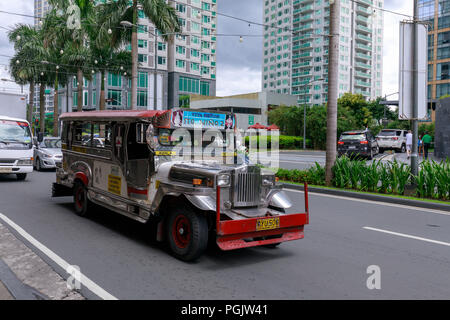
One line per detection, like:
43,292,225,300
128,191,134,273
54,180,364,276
256,217,280,231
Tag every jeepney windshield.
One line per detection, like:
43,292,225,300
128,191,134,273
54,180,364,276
157,128,234,149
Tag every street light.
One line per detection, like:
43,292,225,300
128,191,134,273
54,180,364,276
300,78,324,149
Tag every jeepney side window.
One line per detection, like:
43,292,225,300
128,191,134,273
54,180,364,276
127,122,150,160
113,123,125,163
92,123,112,148
73,122,92,147
61,122,68,143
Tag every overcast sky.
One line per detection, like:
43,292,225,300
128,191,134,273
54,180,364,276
0,1,414,98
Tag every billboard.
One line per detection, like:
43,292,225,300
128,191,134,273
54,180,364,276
398,22,428,120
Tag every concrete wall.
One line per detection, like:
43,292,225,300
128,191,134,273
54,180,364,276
435,98,450,159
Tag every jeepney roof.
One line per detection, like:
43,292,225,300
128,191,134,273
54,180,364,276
59,110,169,121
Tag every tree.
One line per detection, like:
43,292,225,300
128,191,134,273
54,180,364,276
8,25,40,125
98,0,180,110
41,9,72,136
49,0,96,112
337,92,373,129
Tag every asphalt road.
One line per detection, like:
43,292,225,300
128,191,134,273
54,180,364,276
1,170,450,299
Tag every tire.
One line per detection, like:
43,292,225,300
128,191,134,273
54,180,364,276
16,173,27,181
367,148,373,160
73,181,91,217
401,144,406,153
166,204,208,262
35,157,41,171
379,148,384,154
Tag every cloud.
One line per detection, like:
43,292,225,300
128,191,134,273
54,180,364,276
0,2,34,90
216,66,261,97
382,1,414,98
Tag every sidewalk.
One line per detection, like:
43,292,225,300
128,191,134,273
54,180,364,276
0,280,14,300
0,222,85,300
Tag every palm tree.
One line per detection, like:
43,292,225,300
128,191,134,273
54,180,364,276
9,24,50,134
49,0,96,112
41,9,72,136
8,25,40,125
97,0,180,110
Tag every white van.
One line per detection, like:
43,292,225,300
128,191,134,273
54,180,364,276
0,116,34,180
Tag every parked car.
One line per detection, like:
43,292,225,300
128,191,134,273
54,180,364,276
375,129,407,153
34,137,62,171
337,130,379,159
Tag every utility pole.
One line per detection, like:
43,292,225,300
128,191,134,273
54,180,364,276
411,0,419,177
325,0,340,186
131,0,138,110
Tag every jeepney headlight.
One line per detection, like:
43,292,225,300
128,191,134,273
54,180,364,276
262,175,275,186
217,174,231,187
17,158,33,166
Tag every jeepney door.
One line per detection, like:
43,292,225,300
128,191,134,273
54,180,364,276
124,122,152,199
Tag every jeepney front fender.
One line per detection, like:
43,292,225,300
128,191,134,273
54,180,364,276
267,190,293,209
150,182,216,214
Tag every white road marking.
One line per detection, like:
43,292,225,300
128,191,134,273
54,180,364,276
0,213,118,300
285,189,450,216
363,226,450,247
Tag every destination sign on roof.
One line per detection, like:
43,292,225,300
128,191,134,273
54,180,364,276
171,110,235,130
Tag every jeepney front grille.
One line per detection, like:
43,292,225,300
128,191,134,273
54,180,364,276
233,172,261,207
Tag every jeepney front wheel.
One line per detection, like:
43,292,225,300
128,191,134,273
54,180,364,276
166,205,208,262
73,181,91,217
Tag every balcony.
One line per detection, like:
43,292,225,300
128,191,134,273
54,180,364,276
356,15,369,24
356,5,372,16
356,24,372,34
356,43,372,51
356,34,372,43
356,52,372,60
356,62,372,69
355,80,371,87
292,61,311,68
355,71,371,78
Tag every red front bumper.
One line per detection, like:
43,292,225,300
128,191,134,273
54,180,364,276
215,183,310,251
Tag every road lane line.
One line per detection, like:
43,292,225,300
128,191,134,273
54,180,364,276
285,189,450,216
363,226,450,247
0,213,118,300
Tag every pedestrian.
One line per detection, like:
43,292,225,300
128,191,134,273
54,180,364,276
422,131,432,160
406,130,413,159
418,134,424,158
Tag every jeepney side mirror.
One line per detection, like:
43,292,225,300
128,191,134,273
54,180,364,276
136,123,146,144
33,137,38,147
37,132,44,143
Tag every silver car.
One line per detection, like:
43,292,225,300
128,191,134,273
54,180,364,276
376,129,407,153
34,137,63,170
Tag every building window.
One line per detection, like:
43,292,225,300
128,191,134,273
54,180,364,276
176,59,186,68
200,81,210,96
108,73,122,87
107,89,122,106
138,54,148,63
179,76,200,94
138,72,148,88
138,39,148,48
137,90,147,107
158,56,166,65
158,42,166,51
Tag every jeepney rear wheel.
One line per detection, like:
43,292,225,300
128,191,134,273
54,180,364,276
73,181,91,217
166,205,208,262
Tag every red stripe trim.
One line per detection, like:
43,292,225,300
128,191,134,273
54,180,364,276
127,187,148,195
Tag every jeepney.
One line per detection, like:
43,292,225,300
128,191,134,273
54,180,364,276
52,109,309,261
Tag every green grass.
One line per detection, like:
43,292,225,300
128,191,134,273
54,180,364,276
281,180,450,206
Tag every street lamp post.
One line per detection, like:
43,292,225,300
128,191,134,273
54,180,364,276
300,78,324,149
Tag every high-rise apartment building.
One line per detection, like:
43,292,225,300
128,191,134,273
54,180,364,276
262,0,384,106
34,0,217,114
419,0,450,119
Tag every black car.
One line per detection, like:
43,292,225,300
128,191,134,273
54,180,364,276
337,130,379,159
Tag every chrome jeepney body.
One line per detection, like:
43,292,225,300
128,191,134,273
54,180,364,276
53,109,309,260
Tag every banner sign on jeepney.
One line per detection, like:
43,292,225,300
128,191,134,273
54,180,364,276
172,110,235,130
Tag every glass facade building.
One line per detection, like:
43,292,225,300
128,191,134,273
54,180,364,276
262,0,384,106
420,0,450,108
34,0,217,113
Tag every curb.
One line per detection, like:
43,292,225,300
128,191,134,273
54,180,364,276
282,183,450,212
